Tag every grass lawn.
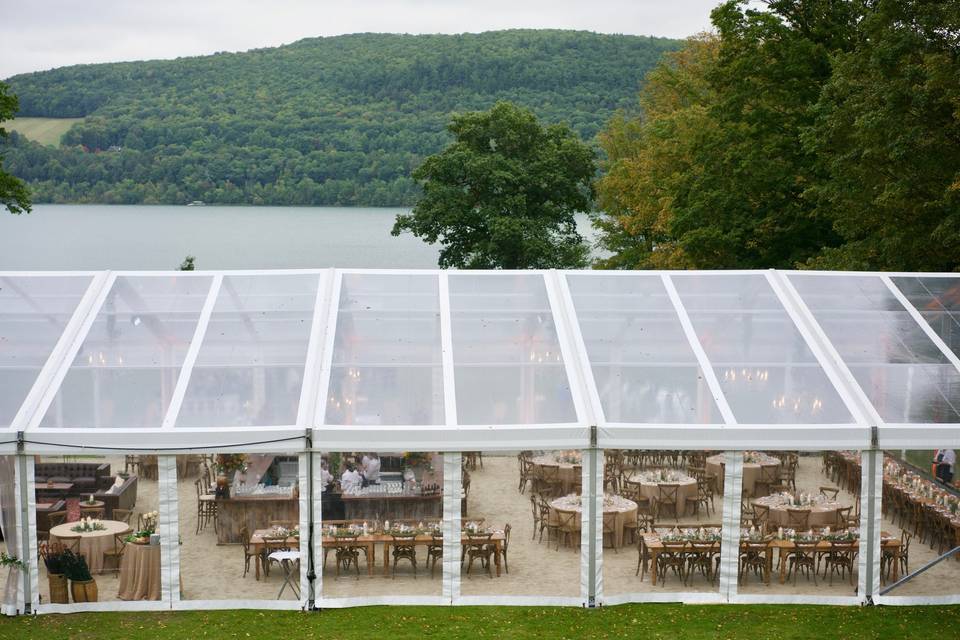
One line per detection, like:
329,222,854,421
4,117,82,147
0,604,957,640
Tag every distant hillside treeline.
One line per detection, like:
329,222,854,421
1,30,679,206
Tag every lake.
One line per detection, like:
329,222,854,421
0,204,600,270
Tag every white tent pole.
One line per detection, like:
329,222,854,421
444,453,461,603
660,274,737,425
771,272,883,426
719,451,744,601
546,271,600,605
296,270,335,429
9,272,110,434
158,455,179,605
438,273,460,603
23,271,117,432
160,275,223,429
15,438,32,614
312,270,343,429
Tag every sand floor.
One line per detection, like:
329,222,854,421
27,451,960,605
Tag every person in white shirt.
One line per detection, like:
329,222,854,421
340,465,362,492
935,449,956,484
320,460,333,489
361,452,381,484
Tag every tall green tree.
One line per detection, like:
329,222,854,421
0,82,31,214
803,0,960,271
595,1,854,270
392,101,596,269
594,35,720,269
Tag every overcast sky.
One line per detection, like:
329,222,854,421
0,0,720,79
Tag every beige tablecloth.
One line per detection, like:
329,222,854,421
548,495,637,549
706,454,781,497
763,504,840,529
632,476,698,513
118,542,161,601
50,520,130,574
531,456,581,494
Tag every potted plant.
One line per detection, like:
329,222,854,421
61,550,97,603
39,546,68,604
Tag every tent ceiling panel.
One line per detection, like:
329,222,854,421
175,273,320,428
565,273,722,424
449,273,578,425
0,274,94,428
891,276,960,359
789,274,960,424
39,274,214,429
324,273,444,426
1,269,954,450
672,274,855,425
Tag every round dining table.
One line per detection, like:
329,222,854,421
706,454,781,497
531,455,581,494
548,494,638,548
118,542,161,600
626,473,698,515
49,519,130,574
753,497,842,529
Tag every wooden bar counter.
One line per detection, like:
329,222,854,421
216,493,299,544
340,493,442,521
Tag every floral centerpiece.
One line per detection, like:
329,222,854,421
270,526,300,539
401,452,433,472
214,454,248,498
462,521,491,536
790,529,821,543
71,518,106,533
126,510,159,544
823,528,859,542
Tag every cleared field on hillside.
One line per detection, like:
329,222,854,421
3,116,82,146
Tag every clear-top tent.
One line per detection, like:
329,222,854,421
2,268,959,454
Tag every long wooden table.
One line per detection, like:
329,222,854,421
249,529,506,580
641,532,902,586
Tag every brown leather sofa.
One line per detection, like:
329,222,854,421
35,462,112,492
95,475,138,519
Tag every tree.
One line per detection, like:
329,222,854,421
392,101,596,268
594,35,720,269
594,1,853,270
802,0,960,271
179,255,196,271
0,82,31,214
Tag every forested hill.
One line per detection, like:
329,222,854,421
2,30,679,206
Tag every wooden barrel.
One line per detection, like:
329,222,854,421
47,574,68,604
70,579,98,603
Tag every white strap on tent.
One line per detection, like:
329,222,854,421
298,452,311,608
859,449,882,601
719,450,744,601
24,457,37,614
583,447,601,605
443,453,461,602
311,451,324,604
158,455,179,604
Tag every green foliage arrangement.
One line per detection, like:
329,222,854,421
60,549,93,582
0,551,25,571
393,101,595,268
0,30,678,207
